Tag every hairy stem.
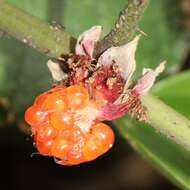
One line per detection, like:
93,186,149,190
115,95,190,151
0,0,75,58
94,0,149,57
142,95,190,150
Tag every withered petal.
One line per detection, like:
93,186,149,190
47,59,68,82
97,35,140,84
75,25,102,58
132,61,166,95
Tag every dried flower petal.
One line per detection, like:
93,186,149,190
47,60,68,82
132,61,166,95
75,26,102,58
97,35,140,85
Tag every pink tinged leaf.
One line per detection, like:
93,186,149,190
75,26,102,58
97,35,140,84
132,61,166,96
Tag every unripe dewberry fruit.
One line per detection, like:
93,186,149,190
25,85,114,166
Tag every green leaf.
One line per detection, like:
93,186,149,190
63,0,126,37
115,71,190,189
152,71,190,118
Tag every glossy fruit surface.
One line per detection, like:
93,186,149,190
83,123,114,161
25,85,115,166
66,85,89,109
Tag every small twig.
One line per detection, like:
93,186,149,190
94,0,149,57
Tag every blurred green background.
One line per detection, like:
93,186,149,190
0,0,189,190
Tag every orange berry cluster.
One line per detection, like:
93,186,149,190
25,85,114,165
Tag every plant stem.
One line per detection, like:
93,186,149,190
141,95,190,150
0,0,148,58
94,0,149,57
0,0,75,58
